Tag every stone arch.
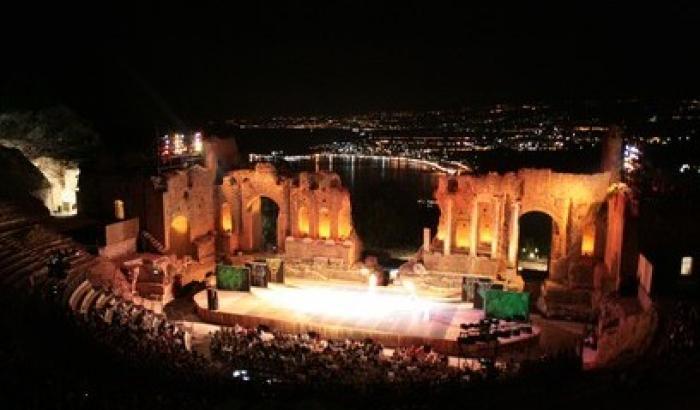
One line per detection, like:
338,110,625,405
517,211,554,278
226,166,291,252
245,195,283,252
519,205,565,259
519,205,562,231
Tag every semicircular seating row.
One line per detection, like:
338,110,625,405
0,201,167,323
0,202,105,300
67,279,121,318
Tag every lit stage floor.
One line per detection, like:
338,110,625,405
194,280,538,354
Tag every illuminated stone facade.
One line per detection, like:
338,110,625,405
423,168,626,317
82,147,361,285
158,164,218,263
219,163,361,265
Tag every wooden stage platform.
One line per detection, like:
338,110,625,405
194,280,539,355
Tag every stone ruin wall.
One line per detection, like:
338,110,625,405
76,139,362,288
220,163,289,252
91,159,361,287
160,165,217,262
219,163,361,266
424,169,612,293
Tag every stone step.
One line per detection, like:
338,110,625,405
62,272,90,305
0,239,76,274
27,266,49,289
0,252,35,275
0,245,77,279
80,288,102,316
0,218,35,234
68,280,93,312
3,259,46,286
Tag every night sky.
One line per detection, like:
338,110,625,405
1,2,699,138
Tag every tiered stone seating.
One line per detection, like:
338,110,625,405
0,233,84,289
62,271,89,306
80,288,102,316
0,200,173,328
0,212,101,300
94,292,109,310
65,282,118,320
0,203,40,234
69,280,93,312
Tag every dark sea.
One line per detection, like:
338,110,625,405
285,155,441,253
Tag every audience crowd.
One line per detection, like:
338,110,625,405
64,286,515,398
657,301,700,357
73,291,698,398
84,291,216,384
210,325,502,392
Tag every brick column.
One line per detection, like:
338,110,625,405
423,227,431,253
443,198,453,256
491,197,502,258
508,202,521,267
470,200,478,256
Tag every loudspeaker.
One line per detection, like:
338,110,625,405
266,259,285,283
207,288,219,310
249,261,269,288
473,282,484,309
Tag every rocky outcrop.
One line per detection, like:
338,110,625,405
0,107,99,215
0,107,99,160
0,145,51,202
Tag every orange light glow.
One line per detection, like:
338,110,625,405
298,206,310,236
221,202,232,232
171,215,189,234
318,208,331,239
436,227,446,241
455,222,469,248
249,282,432,319
480,226,492,244
581,225,595,256
114,199,125,220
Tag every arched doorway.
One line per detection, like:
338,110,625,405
517,211,554,303
247,196,281,252
260,197,279,251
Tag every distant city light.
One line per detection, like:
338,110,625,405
193,132,203,153
623,144,642,177
173,133,185,155
681,256,693,276
159,131,205,169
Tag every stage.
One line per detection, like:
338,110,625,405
194,279,539,355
